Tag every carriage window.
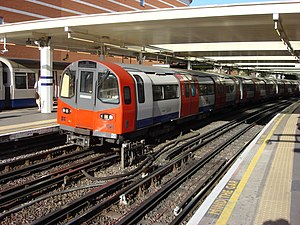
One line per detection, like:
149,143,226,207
191,83,196,97
185,83,190,97
260,82,266,91
207,84,215,94
164,85,178,99
3,71,7,85
28,73,36,89
98,73,119,104
153,85,178,101
153,86,163,101
15,73,26,89
80,71,93,93
60,70,75,98
133,75,145,103
199,84,206,95
245,84,254,92
199,84,215,95
124,86,131,104
226,84,234,93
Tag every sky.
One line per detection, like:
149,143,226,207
190,0,282,6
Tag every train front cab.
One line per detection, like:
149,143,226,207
58,60,136,147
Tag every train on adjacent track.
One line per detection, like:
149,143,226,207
57,59,300,148
0,57,65,109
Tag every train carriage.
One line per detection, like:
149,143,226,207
0,57,63,109
58,59,299,147
264,78,277,99
233,75,255,104
194,75,215,113
0,57,37,108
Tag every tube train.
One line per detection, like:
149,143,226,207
57,60,300,147
0,57,65,109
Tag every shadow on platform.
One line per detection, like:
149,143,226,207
263,219,290,225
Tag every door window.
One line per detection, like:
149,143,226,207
80,71,93,93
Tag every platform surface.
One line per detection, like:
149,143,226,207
188,101,300,225
0,107,57,141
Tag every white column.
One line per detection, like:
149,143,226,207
187,61,192,70
138,52,143,65
39,46,53,113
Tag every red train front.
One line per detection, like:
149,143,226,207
57,60,137,147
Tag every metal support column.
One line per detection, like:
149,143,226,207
187,61,192,70
138,52,144,65
36,37,53,113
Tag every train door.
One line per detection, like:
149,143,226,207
176,74,191,117
130,72,154,129
76,68,95,129
190,76,199,115
214,78,226,110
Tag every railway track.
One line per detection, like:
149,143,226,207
0,100,294,224
0,133,66,160
0,151,119,213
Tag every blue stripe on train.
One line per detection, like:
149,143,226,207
136,112,179,129
10,98,37,108
199,105,213,113
0,100,4,109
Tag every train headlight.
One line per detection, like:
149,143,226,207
100,113,114,120
62,107,71,114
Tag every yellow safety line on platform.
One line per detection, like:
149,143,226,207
215,113,285,225
0,119,57,132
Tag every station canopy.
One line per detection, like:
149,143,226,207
0,1,300,74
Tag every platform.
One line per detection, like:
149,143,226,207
0,107,58,143
188,101,300,225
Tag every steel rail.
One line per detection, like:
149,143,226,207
0,154,118,212
55,101,292,225
169,103,290,224
0,146,91,183
0,144,75,172
165,101,290,160
32,178,129,225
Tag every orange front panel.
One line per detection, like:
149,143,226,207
57,99,76,128
75,109,94,129
101,61,136,134
94,107,123,134
57,98,124,135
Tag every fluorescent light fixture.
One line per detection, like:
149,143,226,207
26,45,39,49
71,36,94,43
77,51,91,55
0,42,15,46
67,31,95,43
54,48,69,52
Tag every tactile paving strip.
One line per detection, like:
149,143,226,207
253,113,298,224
